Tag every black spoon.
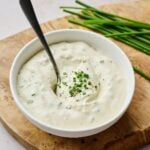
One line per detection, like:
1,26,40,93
19,0,60,81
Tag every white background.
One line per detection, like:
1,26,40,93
0,0,149,149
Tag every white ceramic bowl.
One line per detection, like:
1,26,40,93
10,29,135,138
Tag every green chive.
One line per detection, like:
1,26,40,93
63,72,67,75
88,81,92,85
83,92,86,95
133,66,150,81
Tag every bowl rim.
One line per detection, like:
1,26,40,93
9,29,135,132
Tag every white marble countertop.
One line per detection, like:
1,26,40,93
0,0,149,149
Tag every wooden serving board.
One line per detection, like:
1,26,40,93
0,0,150,149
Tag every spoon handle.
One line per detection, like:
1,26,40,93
19,0,59,80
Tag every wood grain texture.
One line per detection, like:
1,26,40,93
0,0,150,149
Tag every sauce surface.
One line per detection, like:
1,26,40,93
17,42,126,129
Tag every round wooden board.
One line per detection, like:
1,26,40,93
0,0,150,149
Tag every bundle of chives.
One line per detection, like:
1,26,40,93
61,0,150,81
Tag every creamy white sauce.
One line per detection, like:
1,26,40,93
17,42,126,129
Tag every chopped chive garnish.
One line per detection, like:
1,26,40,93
85,74,89,78
27,100,33,104
83,92,86,95
84,84,87,89
63,72,67,76
73,77,76,82
100,60,104,63
62,81,67,86
88,81,92,85
68,71,95,97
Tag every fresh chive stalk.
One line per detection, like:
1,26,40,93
84,20,150,29
105,31,150,37
133,66,150,81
